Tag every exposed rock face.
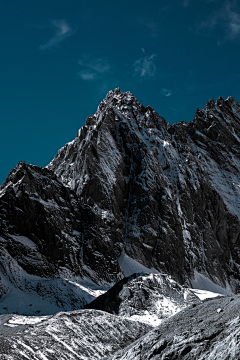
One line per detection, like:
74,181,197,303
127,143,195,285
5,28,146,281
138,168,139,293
0,162,117,314
1,88,240,314
86,273,201,326
48,89,240,291
0,162,82,278
0,309,152,359
106,295,240,360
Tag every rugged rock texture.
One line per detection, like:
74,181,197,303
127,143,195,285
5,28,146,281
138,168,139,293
86,273,201,326
0,309,152,359
0,162,113,315
106,294,240,360
48,89,240,291
1,88,240,314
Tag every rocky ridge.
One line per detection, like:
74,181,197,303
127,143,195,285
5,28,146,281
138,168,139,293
0,309,152,359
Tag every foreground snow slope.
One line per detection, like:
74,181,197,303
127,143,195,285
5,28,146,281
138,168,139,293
106,294,240,360
0,309,152,360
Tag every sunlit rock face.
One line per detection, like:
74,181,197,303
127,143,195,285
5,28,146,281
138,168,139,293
1,89,240,315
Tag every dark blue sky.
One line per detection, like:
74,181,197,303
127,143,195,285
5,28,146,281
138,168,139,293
1,0,240,184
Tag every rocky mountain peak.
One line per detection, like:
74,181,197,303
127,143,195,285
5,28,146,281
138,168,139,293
2,90,240,319
46,91,240,293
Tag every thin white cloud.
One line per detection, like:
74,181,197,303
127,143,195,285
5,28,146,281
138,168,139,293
78,57,110,81
39,19,73,50
161,88,172,97
226,2,240,39
196,1,240,41
79,71,96,80
133,53,157,78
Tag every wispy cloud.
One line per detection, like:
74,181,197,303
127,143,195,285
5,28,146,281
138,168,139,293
133,53,157,78
196,1,240,41
78,56,110,81
225,2,240,39
183,0,190,7
39,19,73,50
161,88,172,97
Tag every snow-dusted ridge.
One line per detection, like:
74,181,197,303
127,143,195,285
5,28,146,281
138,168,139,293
0,309,152,359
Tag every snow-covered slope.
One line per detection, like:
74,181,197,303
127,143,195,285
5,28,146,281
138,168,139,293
0,309,152,359
106,294,240,360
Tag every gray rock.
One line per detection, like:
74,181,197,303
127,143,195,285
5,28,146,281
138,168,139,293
48,89,240,291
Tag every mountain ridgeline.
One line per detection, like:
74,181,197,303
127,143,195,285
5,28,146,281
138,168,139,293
1,88,240,313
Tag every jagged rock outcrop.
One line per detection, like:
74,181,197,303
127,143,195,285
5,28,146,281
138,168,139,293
106,294,240,360
86,272,201,326
1,88,240,315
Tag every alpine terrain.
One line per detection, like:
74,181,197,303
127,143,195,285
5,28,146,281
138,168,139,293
1,88,240,358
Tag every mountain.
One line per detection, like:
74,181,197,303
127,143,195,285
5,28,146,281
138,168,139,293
106,294,240,360
48,88,240,291
0,309,152,359
1,88,240,316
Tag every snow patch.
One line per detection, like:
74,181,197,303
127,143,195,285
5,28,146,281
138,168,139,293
118,252,159,277
190,271,232,296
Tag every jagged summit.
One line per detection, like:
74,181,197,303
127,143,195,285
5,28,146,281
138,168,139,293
82,87,166,132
